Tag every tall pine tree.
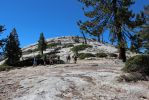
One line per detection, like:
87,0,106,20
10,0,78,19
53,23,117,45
5,28,22,66
38,33,47,55
78,0,145,62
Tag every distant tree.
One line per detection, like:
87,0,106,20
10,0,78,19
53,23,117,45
78,0,145,62
5,28,22,66
38,33,47,55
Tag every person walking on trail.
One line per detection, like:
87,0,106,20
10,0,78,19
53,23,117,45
42,55,47,66
66,54,71,63
73,54,78,64
49,56,53,65
57,55,60,64
33,56,37,67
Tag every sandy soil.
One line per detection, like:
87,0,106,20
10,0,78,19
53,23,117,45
0,59,149,100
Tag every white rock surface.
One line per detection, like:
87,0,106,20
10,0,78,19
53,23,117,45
0,59,149,100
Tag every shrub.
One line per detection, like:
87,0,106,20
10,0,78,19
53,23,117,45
63,43,74,48
79,53,95,59
0,65,12,71
109,53,118,58
117,72,147,82
123,55,149,76
71,44,92,53
47,43,61,48
96,53,107,58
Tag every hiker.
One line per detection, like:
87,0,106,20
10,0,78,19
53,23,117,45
42,55,47,66
49,56,53,65
72,54,78,64
66,54,71,63
33,56,37,67
57,55,60,64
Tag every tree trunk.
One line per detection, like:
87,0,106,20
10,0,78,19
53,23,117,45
117,33,126,62
82,32,87,44
41,50,43,56
119,46,126,62
102,34,104,43
112,0,126,62
97,33,100,42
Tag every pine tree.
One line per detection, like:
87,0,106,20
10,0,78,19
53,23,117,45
5,28,22,66
78,0,145,62
38,33,47,55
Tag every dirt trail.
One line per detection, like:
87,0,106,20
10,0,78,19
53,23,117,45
0,59,149,100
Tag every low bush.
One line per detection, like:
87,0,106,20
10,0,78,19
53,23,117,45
123,55,149,76
96,53,108,58
47,43,61,48
0,65,12,71
71,44,92,53
79,53,95,59
63,43,74,48
109,53,118,58
117,72,148,82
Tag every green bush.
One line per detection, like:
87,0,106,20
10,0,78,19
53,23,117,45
109,53,118,58
0,65,12,71
123,55,149,75
117,72,147,82
71,44,92,53
96,53,107,58
63,43,74,48
47,43,61,48
79,53,95,59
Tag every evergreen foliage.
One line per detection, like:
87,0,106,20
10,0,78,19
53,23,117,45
0,25,7,53
38,33,47,55
96,53,107,58
71,44,92,53
47,43,60,48
79,53,95,59
5,28,22,66
138,5,149,53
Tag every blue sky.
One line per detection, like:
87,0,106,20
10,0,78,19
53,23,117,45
0,0,149,47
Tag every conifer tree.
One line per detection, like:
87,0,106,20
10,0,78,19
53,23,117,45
78,0,145,62
38,33,47,55
5,28,22,66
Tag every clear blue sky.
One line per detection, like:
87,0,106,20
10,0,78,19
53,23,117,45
0,0,149,47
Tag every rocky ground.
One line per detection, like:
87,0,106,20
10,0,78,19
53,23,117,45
0,59,149,100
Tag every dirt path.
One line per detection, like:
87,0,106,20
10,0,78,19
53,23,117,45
0,59,149,100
